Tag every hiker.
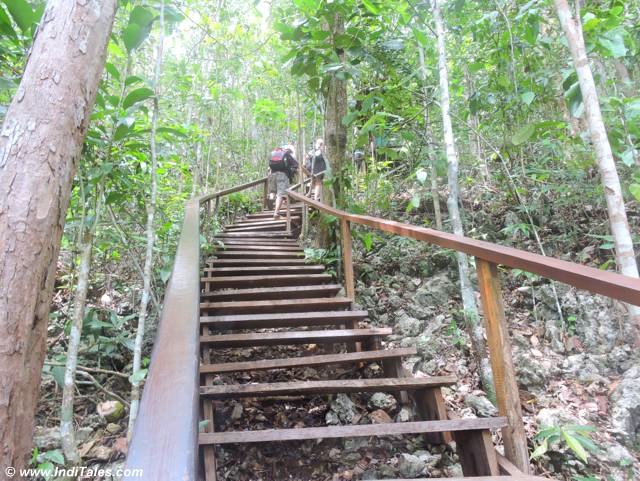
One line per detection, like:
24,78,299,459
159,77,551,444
269,144,298,219
304,138,326,201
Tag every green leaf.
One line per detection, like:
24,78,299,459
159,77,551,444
562,430,589,463
597,27,627,58
160,266,172,283
51,366,65,387
412,28,428,46
130,368,148,384
0,5,18,38
512,124,536,145
416,168,428,183
123,87,154,110
105,62,120,81
42,449,65,465
122,7,156,52
629,184,640,202
520,91,535,105
361,0,380,15
1,0,33,32
530,438,548,459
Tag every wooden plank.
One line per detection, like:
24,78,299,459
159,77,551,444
214,232,294,238
223,224,289,233
286,189,640,306
200,309,369,329
198,418,507,445
200,376,457,399
454,429,500,476
215,245,303,251
213,238,300,244
340,218,355,300
200,347,418,374
200,284,342,301
206,259,309,267
225,219,288,229
203,266,324,277
212,250,304,258
200,297,352,315
201,273,332,288
199,328,392,348
476,259,530,474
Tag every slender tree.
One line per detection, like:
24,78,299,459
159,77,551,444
128,2,166,438
432,0,494,398
554,0,640,343
0,0,116,469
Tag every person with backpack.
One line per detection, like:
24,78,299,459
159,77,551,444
304,138,326,201
269,144,298,219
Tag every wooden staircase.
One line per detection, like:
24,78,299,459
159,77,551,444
197,206,545,481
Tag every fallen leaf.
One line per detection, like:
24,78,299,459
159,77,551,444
369,409,392,424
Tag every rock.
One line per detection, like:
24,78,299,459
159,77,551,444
414,272,457,308
610,365,640,446
464,394,498,418
76,426,93,443
395,310,423,336
105,423,121,435
595,441,634,464
88,444,113,461
326,394,358,425
97,400,125,423
343,437,370,451
369,409,392,424
396,406,412,422
230,403,243,421
397,453,427,478
33,427,61,450
562,354,607,383
535,407,577,428
368,392,397,411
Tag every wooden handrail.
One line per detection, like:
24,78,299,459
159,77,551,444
286,190,640,305
287,186,640,473
124,177,268,481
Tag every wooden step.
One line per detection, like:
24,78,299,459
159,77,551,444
246,210,302,218
198,417,507,444
224,224,289,233
200,347,417,374
215,245,303,252
203,265,324,277
214,232,294,239
234,215,301,224
200,376,457,398
215,237,300,247
200,297,352,315
200,309,369,330
201,273,333,289
201,284,342,301
226,219,288,230
200,328,391,348
206,259,309,268
212,250,304,259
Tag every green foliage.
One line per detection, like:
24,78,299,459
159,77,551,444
531,424,598,464
304,247,339,276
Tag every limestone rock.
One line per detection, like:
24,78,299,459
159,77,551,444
368,392,397,411
394,310,423,336
33,427,61,450
326,393,358,425
414,272,457,308
610,365,640,446
464,394,498,418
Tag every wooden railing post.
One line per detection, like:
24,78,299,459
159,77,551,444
340,218,355,299
476,259,530,474
286,195,291,233
263,178,268,208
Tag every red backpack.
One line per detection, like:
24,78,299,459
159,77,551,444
269,148,288,172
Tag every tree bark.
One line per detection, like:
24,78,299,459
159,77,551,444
418,44,443,230
60,189,103,464
128,2,165,438
555,0,640,342
432,0,495,400
0,0,116,470
324,12,348,208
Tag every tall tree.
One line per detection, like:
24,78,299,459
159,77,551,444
554,0,640,343
431,0,494,399
128,1,166,438
324,10,348,208
0,0,116,469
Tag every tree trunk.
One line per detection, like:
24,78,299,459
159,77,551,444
128,3,165,438
432,0,495,400
324,12,348,208
0,0,116,469
555,0,640,343
418,44,443,230
60,190,103,463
